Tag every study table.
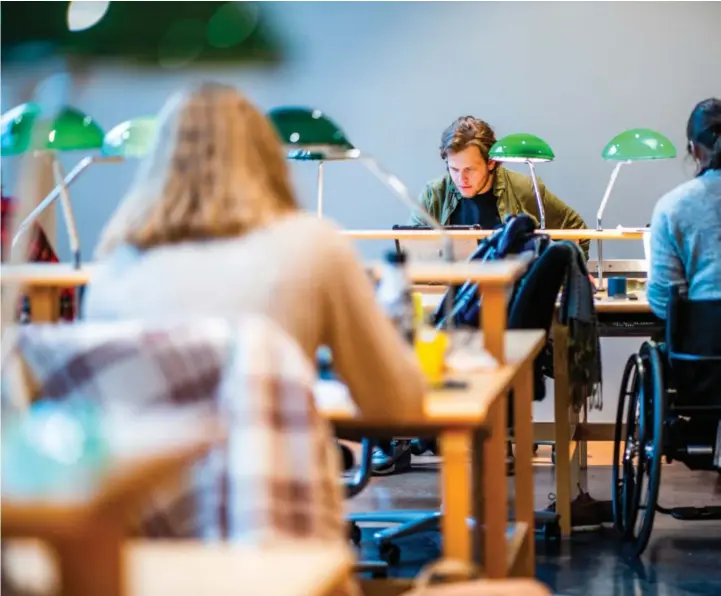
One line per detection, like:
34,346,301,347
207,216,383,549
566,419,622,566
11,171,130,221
342,229,645,241
319,329,547,580
2,425,223,596
0,258,540,580
3,540,355,596
328,259,540,578
0,245,652,542
342,227,652,538
416,285,655,536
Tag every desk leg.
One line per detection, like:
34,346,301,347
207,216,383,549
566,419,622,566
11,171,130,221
552,323,572,538
440,429,472,564
54,522,123,596
570,409,584,492
481,287,507,364
483,396,508,578
28,287,60,323
513,363,534,577
472,429,485,566
580,401,589,471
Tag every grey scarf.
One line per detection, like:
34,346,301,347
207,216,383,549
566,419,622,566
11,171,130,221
557,241,603,411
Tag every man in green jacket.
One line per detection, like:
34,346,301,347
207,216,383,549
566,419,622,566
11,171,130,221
411,116,590,258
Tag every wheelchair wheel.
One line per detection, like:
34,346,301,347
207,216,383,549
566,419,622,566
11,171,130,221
612,353,641,536
615,342,665,557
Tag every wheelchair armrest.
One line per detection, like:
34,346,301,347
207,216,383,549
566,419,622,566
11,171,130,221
345,438,374,499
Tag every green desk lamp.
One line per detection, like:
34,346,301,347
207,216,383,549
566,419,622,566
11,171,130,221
4,105,116,268
489,133,555,229
102,116,157,158
268,105,457,323
1,102,43,156
268,106,358,216
595,128,677,287
268,106,445,241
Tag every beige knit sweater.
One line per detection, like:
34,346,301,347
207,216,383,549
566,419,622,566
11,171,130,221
83,212,426,419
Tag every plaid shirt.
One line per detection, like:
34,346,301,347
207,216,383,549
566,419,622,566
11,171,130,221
4,317,350,551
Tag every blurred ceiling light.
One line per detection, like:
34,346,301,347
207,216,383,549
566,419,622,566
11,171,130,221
158,18,206,69
67,0,111,32
207,2,259,48
3,2,282,66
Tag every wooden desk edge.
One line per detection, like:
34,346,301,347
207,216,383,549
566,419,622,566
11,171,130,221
506,521,531,576
328,329,546,432
344,229,645,241
2,430,223,538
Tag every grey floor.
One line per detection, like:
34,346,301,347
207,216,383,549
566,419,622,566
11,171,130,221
347,446,721,595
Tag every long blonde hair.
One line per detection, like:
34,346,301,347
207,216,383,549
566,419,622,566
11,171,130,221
96,82,298,256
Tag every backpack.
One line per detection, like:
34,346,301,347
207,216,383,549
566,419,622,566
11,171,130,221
433,214,551,329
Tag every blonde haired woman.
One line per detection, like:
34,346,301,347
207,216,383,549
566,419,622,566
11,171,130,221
84,82,425,420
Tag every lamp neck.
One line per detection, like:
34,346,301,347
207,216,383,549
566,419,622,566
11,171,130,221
596,161,627,230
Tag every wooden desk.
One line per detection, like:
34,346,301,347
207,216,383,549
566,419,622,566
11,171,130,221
2,259,531,576
343,229,645,241
4,540,353,596
1,261,527,357
320,329,547,580
1,263,93,322
412,287,654,536
2,429,221,596
387,259,529,363
594,291,650,313
547,291,654,535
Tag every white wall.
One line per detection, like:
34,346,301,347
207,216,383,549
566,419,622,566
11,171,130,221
3,1,721,421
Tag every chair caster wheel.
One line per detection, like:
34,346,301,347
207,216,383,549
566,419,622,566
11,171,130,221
379,542,401,565
349,522,361,546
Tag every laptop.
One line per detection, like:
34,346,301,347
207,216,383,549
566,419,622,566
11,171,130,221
391,224,484,262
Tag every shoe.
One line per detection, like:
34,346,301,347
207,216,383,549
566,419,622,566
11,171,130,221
410,438,433,455
372,440,412,476
544,485,605,531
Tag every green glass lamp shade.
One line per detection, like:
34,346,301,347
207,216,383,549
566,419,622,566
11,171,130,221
268,107,354,160
1,104,104,154
102,117,157,158
32,107,105,152
489,133,555,163
1,102,42,156
602,128,677,161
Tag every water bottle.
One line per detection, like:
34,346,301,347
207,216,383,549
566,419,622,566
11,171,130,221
376,250,415,344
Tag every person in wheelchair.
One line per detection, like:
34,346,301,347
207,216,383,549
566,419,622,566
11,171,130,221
614,97,721,557
647,97,721,319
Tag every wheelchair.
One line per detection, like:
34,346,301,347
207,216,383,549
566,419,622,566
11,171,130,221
612,284,721,557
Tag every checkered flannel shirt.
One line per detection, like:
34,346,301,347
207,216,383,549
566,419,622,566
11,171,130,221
5,316,347,546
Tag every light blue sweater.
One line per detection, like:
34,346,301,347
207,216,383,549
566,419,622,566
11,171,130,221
648,169,721,319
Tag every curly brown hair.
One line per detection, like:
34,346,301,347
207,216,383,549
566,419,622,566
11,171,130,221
439,116,497,162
